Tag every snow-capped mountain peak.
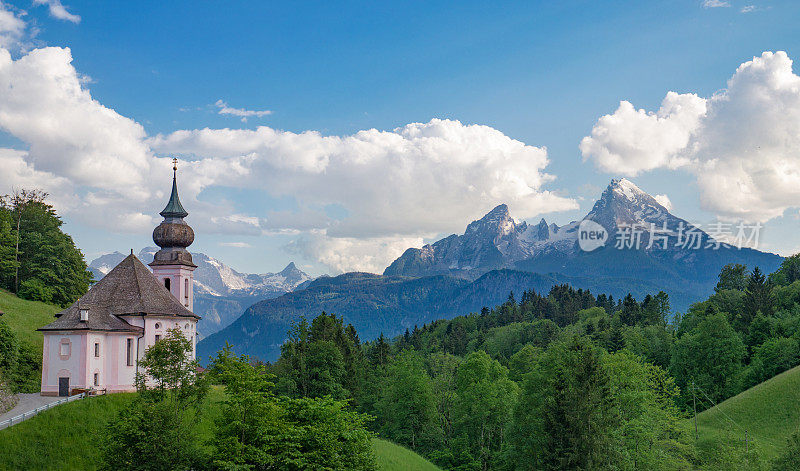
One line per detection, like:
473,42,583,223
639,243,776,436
384,178,707,279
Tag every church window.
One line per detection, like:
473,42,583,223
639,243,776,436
93,373,99,386
164,278,171,291
60,342,69,356
94,342,100,358
155,322,161,329
155,334,161,342
126,338,134,366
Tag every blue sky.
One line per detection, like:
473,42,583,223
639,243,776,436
2,0,800,276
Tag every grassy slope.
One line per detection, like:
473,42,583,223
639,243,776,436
373,438,441,471
683,365,800,466
0,288,60,351
0,387,438,471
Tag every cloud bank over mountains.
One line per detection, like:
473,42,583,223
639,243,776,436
582,51,800,223
0,4,575,273
2,2,800,272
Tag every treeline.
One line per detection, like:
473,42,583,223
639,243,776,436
101,329,376,470
0,190,91,306
266,257,800,470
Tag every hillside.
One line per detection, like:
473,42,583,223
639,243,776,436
0,391,439,470
373,438,441,471
198,269,670,362
685,365,800,466
0,289,59,351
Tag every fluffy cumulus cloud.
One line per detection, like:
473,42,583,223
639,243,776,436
580,92,706,175
0,39,574,273
582,51,800,222
286,233,425,274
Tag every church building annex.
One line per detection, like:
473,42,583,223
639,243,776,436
38,162,200,396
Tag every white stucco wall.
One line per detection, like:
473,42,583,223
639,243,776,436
41,331,140,396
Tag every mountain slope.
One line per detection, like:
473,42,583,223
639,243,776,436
89,249,310,338
685,365,800,464
200,178,782,362
197,269,671,362
386,178,781,282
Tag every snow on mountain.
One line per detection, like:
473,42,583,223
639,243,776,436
384,178,715,279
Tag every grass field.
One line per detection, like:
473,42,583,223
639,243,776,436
373,438,442,471
0,386,438,470
0,288,60,351
682,365,800,468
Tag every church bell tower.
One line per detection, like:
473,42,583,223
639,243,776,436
150,159,196,311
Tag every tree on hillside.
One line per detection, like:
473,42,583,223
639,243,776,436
451,351,519,470
715,263,748,292
101,328,208,471
670,313,745,408
511,337,619,470
0,190,91,306
375,350,436,450
209,345,376,471
619,294,641,326
742,267,775,325
769,254,800,286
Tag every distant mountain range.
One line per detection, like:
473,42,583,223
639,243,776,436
88,248,310,338
198,178,783,362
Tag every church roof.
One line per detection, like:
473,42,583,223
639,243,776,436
39,254,199,333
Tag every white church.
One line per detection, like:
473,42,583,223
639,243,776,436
39,163,200,396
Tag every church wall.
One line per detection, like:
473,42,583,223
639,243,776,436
41,332,88,396
41,332,140,395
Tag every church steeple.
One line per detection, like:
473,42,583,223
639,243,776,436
160,158,188,219
150,159,197,310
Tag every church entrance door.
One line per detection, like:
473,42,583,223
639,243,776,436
58,377,69,397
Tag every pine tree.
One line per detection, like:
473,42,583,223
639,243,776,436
541,337,617,470
742,267,775,325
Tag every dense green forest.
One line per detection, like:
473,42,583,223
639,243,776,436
265,256,800,470
0,190,92,307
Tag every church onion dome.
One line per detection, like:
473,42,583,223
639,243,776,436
150,159,196,267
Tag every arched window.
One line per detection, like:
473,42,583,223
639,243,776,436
164,278,171,291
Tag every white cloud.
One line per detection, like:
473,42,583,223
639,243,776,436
580,92,706,175
214,100,272,122
582,51,800,223
703,0,730,8
286,232,424,274
654,194,673,211
219,242,252,248
0,42,575,273
150,118,578,239
33,0,80,24
0,3,31,51
741,5,756,12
